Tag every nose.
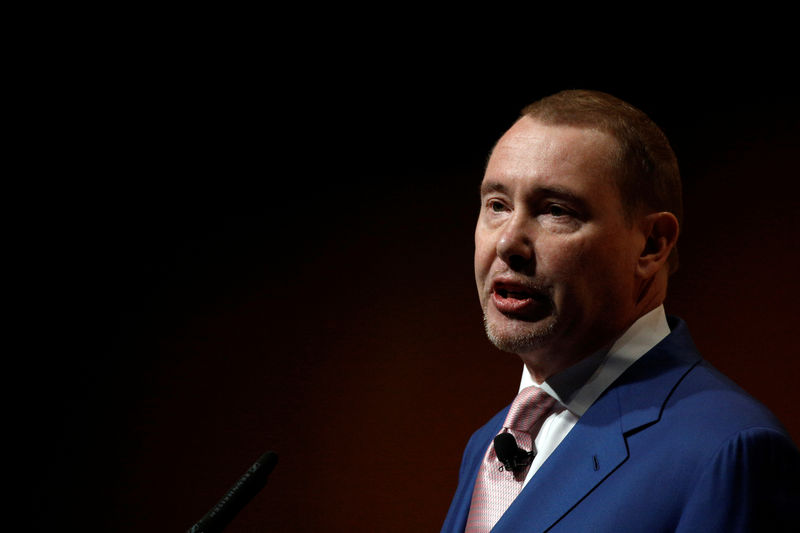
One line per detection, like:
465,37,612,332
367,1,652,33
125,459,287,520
496,213,535,271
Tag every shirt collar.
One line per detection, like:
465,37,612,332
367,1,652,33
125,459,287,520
519,305,671,417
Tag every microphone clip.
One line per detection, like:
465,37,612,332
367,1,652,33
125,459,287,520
493,432,535,475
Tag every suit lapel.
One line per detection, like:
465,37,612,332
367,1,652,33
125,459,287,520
493,318,701,532
493,383,629,532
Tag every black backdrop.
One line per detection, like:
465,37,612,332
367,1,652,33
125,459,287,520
19,25,800,532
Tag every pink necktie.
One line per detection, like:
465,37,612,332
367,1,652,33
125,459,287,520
464,386,556,532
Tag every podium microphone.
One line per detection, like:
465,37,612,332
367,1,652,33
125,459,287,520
188,451,278,533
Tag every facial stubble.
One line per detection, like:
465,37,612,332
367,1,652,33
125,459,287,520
482,304,558,355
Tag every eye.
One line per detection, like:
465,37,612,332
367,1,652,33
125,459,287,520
489,200,507,212
546,204,569,217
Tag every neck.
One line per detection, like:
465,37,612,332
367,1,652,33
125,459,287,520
521,332,620,384
635,269,668,315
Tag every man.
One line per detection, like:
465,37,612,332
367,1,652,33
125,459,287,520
442,90,800,532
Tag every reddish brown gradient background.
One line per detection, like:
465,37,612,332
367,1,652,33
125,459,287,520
25,57,799,531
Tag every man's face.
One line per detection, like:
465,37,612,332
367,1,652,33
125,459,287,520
475,117,646,374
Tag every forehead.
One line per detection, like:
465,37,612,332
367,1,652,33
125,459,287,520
484,117,620,195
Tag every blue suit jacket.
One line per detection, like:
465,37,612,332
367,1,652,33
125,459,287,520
442,318,800,532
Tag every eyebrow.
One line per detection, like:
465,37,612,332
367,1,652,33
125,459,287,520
480,180,583,203
479,180,591,214
479,180,509,197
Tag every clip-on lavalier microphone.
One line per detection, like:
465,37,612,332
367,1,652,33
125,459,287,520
493,432,535,475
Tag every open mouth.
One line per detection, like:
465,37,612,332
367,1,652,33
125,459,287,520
493,282,547,301
495,287,535,300
491,280,551,317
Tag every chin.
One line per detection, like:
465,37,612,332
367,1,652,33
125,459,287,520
483,311,558,355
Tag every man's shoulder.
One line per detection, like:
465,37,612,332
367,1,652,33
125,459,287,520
666,358,789,438
612,317,791,445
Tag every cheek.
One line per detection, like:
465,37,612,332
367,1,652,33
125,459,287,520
474,227,493,268
539,238,613,307
536,236,588,278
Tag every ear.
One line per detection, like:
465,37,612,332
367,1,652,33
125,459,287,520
636,211,679,279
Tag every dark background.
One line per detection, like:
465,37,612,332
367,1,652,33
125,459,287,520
19,24,799,532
